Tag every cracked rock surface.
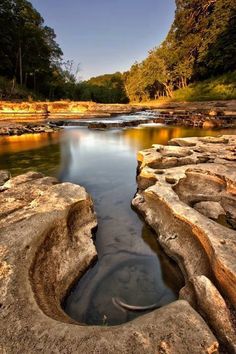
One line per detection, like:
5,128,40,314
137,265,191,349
0,171,219,353
133,135,236,352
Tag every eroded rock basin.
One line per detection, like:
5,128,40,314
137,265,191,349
1,121,236,353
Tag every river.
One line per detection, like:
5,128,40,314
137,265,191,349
1,113,235,326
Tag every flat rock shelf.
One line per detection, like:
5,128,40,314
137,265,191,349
0,171,218,354
1,133,236,353
133,135,236,353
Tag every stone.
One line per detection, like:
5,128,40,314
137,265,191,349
199,136,229,144
203,120,216,129
0,171,218,353
88,122,108,129
194,201,226,220
0,121,61,136
133,135,236,350
169,137,197,147
191,276,236,353
165,175,178,185
0,170,10,186
0,101,236,133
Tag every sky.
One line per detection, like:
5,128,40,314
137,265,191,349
30,0,176,80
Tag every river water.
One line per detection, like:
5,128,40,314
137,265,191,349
0,114,235,326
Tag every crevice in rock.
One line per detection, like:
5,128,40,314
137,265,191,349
29,200,97,323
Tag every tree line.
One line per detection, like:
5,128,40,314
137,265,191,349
0,0,79,99
77,73,128,103
124,0,236,101
0,0,235,102
0,0,129,102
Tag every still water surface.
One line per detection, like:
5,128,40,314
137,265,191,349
0,119,235,325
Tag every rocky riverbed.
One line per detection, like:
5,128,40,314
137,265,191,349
0,135,236,353
0,121,61,135
133,135,236,353
0,101,142,121
0,100,235,136
0,170,219,354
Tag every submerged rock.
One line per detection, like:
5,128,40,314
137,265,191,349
0,171,218,353
133,135,236,351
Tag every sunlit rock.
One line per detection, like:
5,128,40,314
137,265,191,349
0,171,218,353
133,135,236,350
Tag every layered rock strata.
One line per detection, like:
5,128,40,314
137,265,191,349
0,100,235,133
0,101,141,121
133,135,236,352
155,109,236,128
0,171,218,353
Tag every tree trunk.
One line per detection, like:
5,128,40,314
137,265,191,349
164,84,173,98
19,43,23,86
11,77,16,95
34,71,36,91
24,73,28,86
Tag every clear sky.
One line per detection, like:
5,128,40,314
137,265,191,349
30,0,176,80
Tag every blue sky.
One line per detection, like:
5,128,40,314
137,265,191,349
30,0,176,80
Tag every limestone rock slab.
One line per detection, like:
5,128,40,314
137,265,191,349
133,135,236,351
0,171,218,353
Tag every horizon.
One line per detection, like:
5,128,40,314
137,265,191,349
30,0,176,80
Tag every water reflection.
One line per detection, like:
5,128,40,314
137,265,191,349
0,123,235,326
0,132,60,176
0,132,60,155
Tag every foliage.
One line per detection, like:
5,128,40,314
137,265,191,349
124,0,236,102
0,0,77,99
0,0,235,102
77,73,129,103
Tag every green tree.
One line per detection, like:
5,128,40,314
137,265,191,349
124,0,236,102
0,0,67,99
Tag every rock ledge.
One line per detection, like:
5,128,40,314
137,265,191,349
133,135,236,352
0,171,218,353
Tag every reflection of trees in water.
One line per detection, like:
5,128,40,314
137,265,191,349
122,126,223,150
0,132,60,155
0,135,60,176
59,130,81,181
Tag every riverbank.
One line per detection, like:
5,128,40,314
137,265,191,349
0,170,219,353
0,101,142,121
133,135,236,352
1,134,236,352
0,121,61,136
0,100,235,136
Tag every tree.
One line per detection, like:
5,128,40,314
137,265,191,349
76,72,129,103
124,0,236,102
0,0,68,99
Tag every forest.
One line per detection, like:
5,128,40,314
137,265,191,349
0,0,76,99
125,0,236,101
0,0,235,102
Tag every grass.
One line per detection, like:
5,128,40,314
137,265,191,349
172,72,236,102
